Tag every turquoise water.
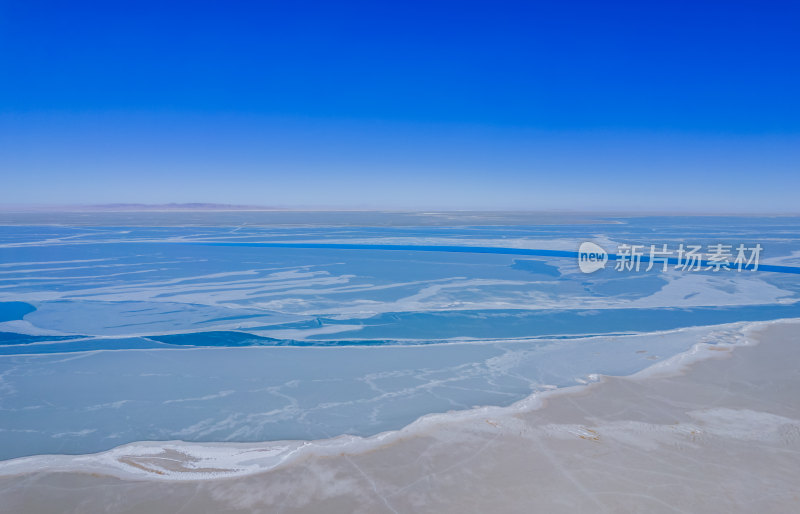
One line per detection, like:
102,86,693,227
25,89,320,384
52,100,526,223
0,213,799,460
0,302,35,323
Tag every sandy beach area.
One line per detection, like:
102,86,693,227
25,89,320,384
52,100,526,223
1,319,799,513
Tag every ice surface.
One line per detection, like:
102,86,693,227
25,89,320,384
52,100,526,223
1,215,799,462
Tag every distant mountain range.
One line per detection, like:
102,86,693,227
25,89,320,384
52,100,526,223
7,203,284,212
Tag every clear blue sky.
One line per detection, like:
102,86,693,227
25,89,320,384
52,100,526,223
1,1,798,211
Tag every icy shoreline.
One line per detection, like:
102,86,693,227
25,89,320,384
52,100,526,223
0,317,786,482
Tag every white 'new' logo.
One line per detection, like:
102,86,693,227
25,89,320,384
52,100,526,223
578,242,608,273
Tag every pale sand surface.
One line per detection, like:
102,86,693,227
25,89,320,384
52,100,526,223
1,320,799,513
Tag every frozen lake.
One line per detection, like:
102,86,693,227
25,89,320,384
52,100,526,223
1,212,799,460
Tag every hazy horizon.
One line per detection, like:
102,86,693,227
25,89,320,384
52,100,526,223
1,203,800,216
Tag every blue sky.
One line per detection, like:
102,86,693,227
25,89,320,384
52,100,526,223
1,1,798,211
